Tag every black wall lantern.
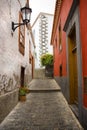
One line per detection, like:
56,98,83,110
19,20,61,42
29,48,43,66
12,6,32,31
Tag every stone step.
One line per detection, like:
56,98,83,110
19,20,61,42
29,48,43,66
34,68,53,79
29,89,61,93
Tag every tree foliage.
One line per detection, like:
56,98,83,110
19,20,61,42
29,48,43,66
40,53,53,66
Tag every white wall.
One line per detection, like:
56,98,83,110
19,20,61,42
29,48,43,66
32,20,40,68
0,0,34,94
32,13,53,68
0,0,35,123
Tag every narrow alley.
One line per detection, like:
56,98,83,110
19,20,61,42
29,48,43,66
0,0,87,129
0,79,83,130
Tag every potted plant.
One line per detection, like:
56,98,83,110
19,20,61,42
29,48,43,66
19,87,26,101
23,86,29,94
40,53,53,77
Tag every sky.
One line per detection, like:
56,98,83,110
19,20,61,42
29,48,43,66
29,0,56,25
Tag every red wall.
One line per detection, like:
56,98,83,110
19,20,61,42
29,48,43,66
53,0,73,76
53,0,87,107
79,0,87,107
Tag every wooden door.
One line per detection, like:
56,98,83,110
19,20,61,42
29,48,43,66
68,25,78,104
72,48,78,103
21,67,25,87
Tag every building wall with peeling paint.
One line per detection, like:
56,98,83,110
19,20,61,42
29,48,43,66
0,0,34,122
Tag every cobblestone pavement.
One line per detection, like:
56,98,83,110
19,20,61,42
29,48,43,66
0,79,83,130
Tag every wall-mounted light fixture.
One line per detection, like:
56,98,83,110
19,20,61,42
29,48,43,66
12,6,32,31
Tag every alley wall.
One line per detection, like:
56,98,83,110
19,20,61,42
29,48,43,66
0,0,33,123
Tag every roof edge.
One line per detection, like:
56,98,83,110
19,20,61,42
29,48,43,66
50,0,62,45
32,12,54,28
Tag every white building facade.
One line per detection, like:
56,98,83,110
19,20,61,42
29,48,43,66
0,0,35,123
32,12,53,68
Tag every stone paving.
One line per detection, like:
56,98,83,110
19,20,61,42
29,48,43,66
0,79,83,130
29,79,61,91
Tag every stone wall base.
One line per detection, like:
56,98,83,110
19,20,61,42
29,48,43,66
54,76,69,101
82,107,87,129
0,89,19,123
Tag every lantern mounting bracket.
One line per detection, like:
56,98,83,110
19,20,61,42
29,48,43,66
11,6,32,32
12,22,26,32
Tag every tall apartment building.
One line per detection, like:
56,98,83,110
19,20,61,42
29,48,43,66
32,12,53,68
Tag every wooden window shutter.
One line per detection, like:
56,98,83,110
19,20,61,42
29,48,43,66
29,41,32,64
19,12,25,55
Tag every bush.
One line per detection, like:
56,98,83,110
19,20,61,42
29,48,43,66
19,88,26,96
40,53,53,66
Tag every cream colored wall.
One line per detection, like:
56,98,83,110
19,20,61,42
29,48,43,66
0,0,33,95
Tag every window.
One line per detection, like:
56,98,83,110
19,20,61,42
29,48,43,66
59,22,62,51
55,38,57,48
19,12,25,55
59,64,62,76
29,40,32,64
84,77,87,94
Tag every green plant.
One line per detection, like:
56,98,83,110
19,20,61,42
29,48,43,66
19,88,26,96
40,53,53,66
23,87,29,93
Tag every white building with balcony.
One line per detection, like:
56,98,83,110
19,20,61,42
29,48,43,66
32,12,53,68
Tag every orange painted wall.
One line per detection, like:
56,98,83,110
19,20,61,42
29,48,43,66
53,0,73,77
79,0,87,107
53,0,87,109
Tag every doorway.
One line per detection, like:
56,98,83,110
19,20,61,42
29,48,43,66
20,67,25,87
68,24,78,104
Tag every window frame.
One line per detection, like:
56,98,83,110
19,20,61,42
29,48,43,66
19,12,25,56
